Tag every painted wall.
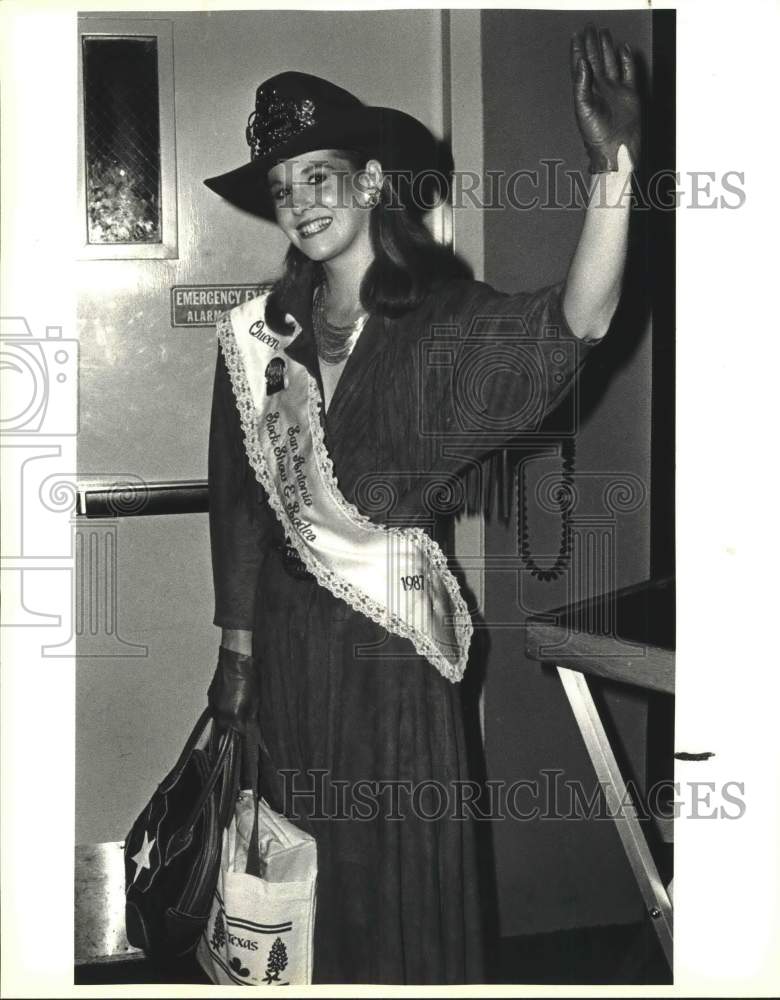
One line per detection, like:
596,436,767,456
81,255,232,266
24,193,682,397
75,8,448,844
479,10,656,935
75,8,664,945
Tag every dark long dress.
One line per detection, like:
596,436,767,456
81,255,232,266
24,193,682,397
208,276,599,984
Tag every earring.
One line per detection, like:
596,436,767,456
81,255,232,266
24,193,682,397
365,188,380,208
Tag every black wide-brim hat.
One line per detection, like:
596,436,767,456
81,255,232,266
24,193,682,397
204,71,449,220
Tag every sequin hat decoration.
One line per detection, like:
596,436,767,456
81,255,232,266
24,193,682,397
246,89,317,161
204,71,446,220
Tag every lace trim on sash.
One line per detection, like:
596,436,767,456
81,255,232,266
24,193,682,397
216,310,473,683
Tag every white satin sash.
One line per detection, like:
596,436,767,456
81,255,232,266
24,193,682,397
216,293,472,683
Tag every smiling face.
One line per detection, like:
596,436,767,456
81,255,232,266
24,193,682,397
267,149,380,266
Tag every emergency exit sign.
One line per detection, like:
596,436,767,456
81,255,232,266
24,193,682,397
171,284,266,327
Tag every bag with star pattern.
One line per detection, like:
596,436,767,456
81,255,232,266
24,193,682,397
123,707,241,959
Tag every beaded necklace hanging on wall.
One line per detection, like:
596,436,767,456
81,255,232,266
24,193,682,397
312,283,368,365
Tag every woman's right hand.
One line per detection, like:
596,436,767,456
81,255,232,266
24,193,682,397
208,643,261,736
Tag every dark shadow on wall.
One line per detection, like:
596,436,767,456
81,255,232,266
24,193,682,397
578,12,676,586
479,7,674,946
577,12,676,845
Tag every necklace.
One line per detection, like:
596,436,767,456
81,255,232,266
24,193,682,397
312,284,368,366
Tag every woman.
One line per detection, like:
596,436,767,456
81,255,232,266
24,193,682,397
203,26,640,984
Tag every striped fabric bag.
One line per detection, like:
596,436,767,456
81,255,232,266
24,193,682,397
196,790,317,985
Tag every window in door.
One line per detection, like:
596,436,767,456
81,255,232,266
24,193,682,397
78,18,177,258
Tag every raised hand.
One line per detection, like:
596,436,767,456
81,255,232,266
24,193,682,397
571,24,640,173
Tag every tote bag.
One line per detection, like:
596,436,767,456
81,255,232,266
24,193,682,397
196,790,317,985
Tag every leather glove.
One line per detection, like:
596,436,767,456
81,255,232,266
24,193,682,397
207,645,261,737
571,24,641,173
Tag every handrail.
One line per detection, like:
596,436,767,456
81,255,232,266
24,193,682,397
76,480,208,518
526,623,675,695
525,577,675,696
